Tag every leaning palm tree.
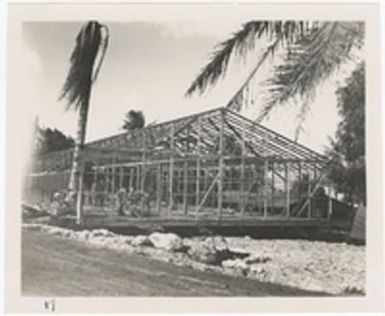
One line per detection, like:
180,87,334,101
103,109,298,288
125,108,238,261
186,21,364,138
59,21,109,201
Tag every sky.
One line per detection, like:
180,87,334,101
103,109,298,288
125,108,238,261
22,19,354,153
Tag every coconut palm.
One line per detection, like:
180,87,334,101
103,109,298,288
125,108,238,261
186,21,364,137
59,21,109,199
122,110,146,131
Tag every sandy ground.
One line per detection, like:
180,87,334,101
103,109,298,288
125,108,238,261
22,228,325,297
22,223,365,296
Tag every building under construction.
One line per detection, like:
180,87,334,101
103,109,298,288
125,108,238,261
24,107,336,229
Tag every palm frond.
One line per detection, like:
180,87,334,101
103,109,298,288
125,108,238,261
227,35,283,110
259,21,364,125
92,25,109,83
185,20,311,96
59,21,108,110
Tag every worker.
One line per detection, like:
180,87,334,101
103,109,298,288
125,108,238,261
116,188,127,216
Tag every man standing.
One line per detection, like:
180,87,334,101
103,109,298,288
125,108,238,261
116,188,127,216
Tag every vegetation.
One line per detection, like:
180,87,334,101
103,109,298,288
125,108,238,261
186,21,364,138
59,21,109,198
122,110,145,131
327,63,365,205
33,122,75,155
186,20,365,204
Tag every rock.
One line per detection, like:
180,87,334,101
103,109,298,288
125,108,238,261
46,226,67,237
249,265,267,275
149,232,184,251
89,229,115,238
132,235,152,247
76,230,90,240
61,230,76,239
119,236,135,245
210,236,229,251
187,242,219,264
244,254,271,264
222,258,250,276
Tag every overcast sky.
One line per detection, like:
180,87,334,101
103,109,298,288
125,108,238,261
22,19,352,153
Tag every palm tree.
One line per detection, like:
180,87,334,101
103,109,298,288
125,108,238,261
59,21,109,201
186,21,364,138
122,110,145,131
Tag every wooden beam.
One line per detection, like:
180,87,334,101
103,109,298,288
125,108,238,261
271,161,275,212
168,123,175,214
119,166,124,189
129,168,134,190
327,185,333,220
183,161,189,214
112,153,116,193
298,162,302,201
223,117,261,158
141,130,146,193
136,165,140,190
285,163,290,218
263,159,268,218
226,109,327,162
307,174,312,219
196,116,202,214
156,163,162,214
218,109,225,221
240,118,246,216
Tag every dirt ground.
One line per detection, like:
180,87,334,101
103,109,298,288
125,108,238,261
22,228,326,297
22,223,365,296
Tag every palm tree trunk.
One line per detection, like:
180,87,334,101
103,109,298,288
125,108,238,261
68,87,91,200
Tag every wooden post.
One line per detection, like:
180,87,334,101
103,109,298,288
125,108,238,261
204,169,208,196
240,119,246,216
112,153,116,194
168,123,175,215
156,163,162,214
313,163,318,217
263,159,268,218
271,161,275,213
104,167,108,209
141,130,146,193
183,160,188,214
129,168,134,190
93,163,98,207
298,162,302,215
285,163,290,217
307,171,312,219
119,166,124,189
218,109,225,221
136,166,140,190
195,116,202,214
327,184,333,220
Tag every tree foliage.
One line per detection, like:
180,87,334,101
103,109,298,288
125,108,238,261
122,110,145,131
185,21,312,96
262,22,363,138
185,21,363,136
326,63,365,205
34,126,75,155
59,20,109,196
59,21,109,110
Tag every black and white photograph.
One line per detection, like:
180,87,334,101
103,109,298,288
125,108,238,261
2,2,384,314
